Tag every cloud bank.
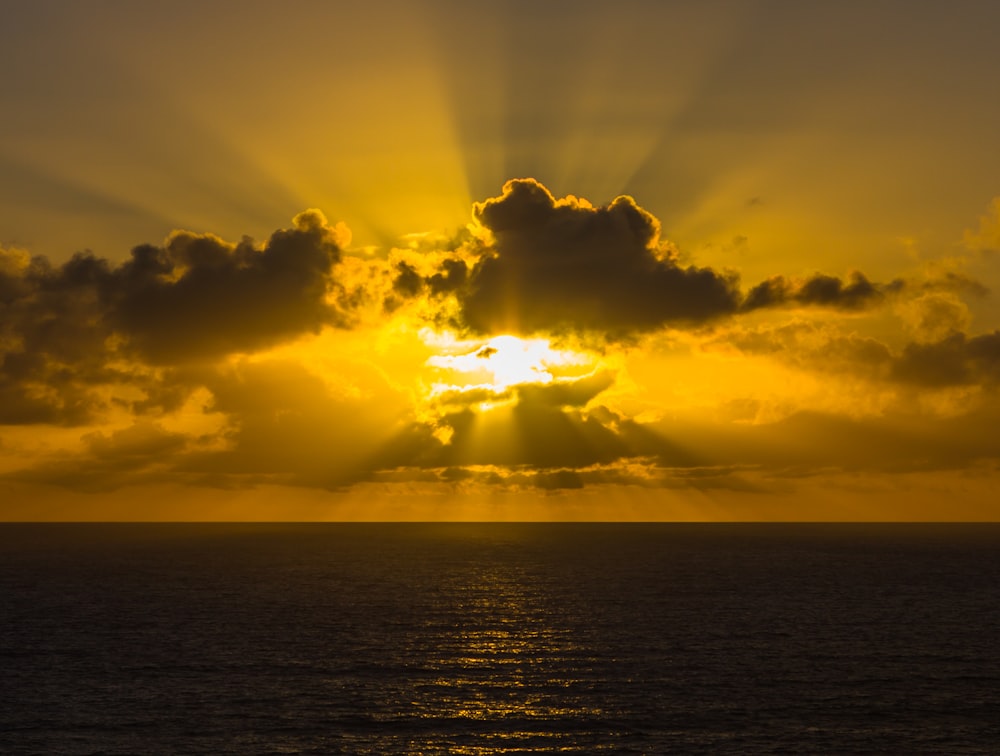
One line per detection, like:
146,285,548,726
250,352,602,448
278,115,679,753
2,182,999,511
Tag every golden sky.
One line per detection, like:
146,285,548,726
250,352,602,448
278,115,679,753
2,1,1000,520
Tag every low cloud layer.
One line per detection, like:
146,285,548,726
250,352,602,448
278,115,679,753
2,182,1000,511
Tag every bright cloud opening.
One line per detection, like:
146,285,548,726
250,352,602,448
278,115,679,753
425,333,590,393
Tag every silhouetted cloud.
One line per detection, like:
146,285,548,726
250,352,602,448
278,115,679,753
742,271,902,312
109,209,348,362
459,179,742,335
2,209,348,366
1,247,122,424
391,180,923,336
0,212,352,423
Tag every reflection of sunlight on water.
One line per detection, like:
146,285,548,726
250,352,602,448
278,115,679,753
399,561,610,753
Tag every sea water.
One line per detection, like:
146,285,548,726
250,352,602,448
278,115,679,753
2,523,998,754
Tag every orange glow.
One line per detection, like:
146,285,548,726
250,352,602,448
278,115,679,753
2,4,1000,520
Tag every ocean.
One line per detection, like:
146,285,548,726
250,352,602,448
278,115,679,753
1,523,998,754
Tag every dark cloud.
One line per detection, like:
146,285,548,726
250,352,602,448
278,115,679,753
918,271,989,297
0,377,103,426
431,385,513,409
741,268,984,315
177,359,421,490
459,178,743,335
891,331,1000,387
84,422,188,463
742,271,902,312
8,422,189,492
427,257,469,295
528,469,585,490
391,260,424,298
515,371,615,408
1,248,121,424
727,324,1000,390
712,322,1000,390
391,180,920,336
109,209,346,363
1,211,349,423
714,322,894,380
437,401,627,469
3,208,345,357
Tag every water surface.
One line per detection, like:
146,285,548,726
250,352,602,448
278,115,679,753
2,523,998,753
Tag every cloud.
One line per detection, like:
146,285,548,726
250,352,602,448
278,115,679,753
530,468,585,490
741,271,902,312
1,246,122,424
391,179,923,337
964,197,1000,254
84,421,189,461
459,178,743,335
707,319,1000,393
9,421,190,492
2,208,348,359
709,321,893,379
177,358,422,489
891,331,1000,387
895,292,972,342
4,185,1000,505
1,211,352,424
108,209,349,363
514,370,616,408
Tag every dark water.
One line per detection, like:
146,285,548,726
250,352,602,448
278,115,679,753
1,523,999,754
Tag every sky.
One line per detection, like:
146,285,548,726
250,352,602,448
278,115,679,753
2,0,1000,521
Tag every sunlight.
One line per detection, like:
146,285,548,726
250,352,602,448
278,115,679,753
425,333,588,393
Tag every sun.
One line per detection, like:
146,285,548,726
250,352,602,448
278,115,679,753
423,332,592,395
473,335,561,389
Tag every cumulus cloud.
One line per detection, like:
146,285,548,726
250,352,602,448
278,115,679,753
1,246,123,424
0,211,351,424
459,178,743,335
3,209,347,357
391,179,926,337
110,209,349,362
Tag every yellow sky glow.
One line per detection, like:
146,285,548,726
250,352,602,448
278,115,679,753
2,2,1000,520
